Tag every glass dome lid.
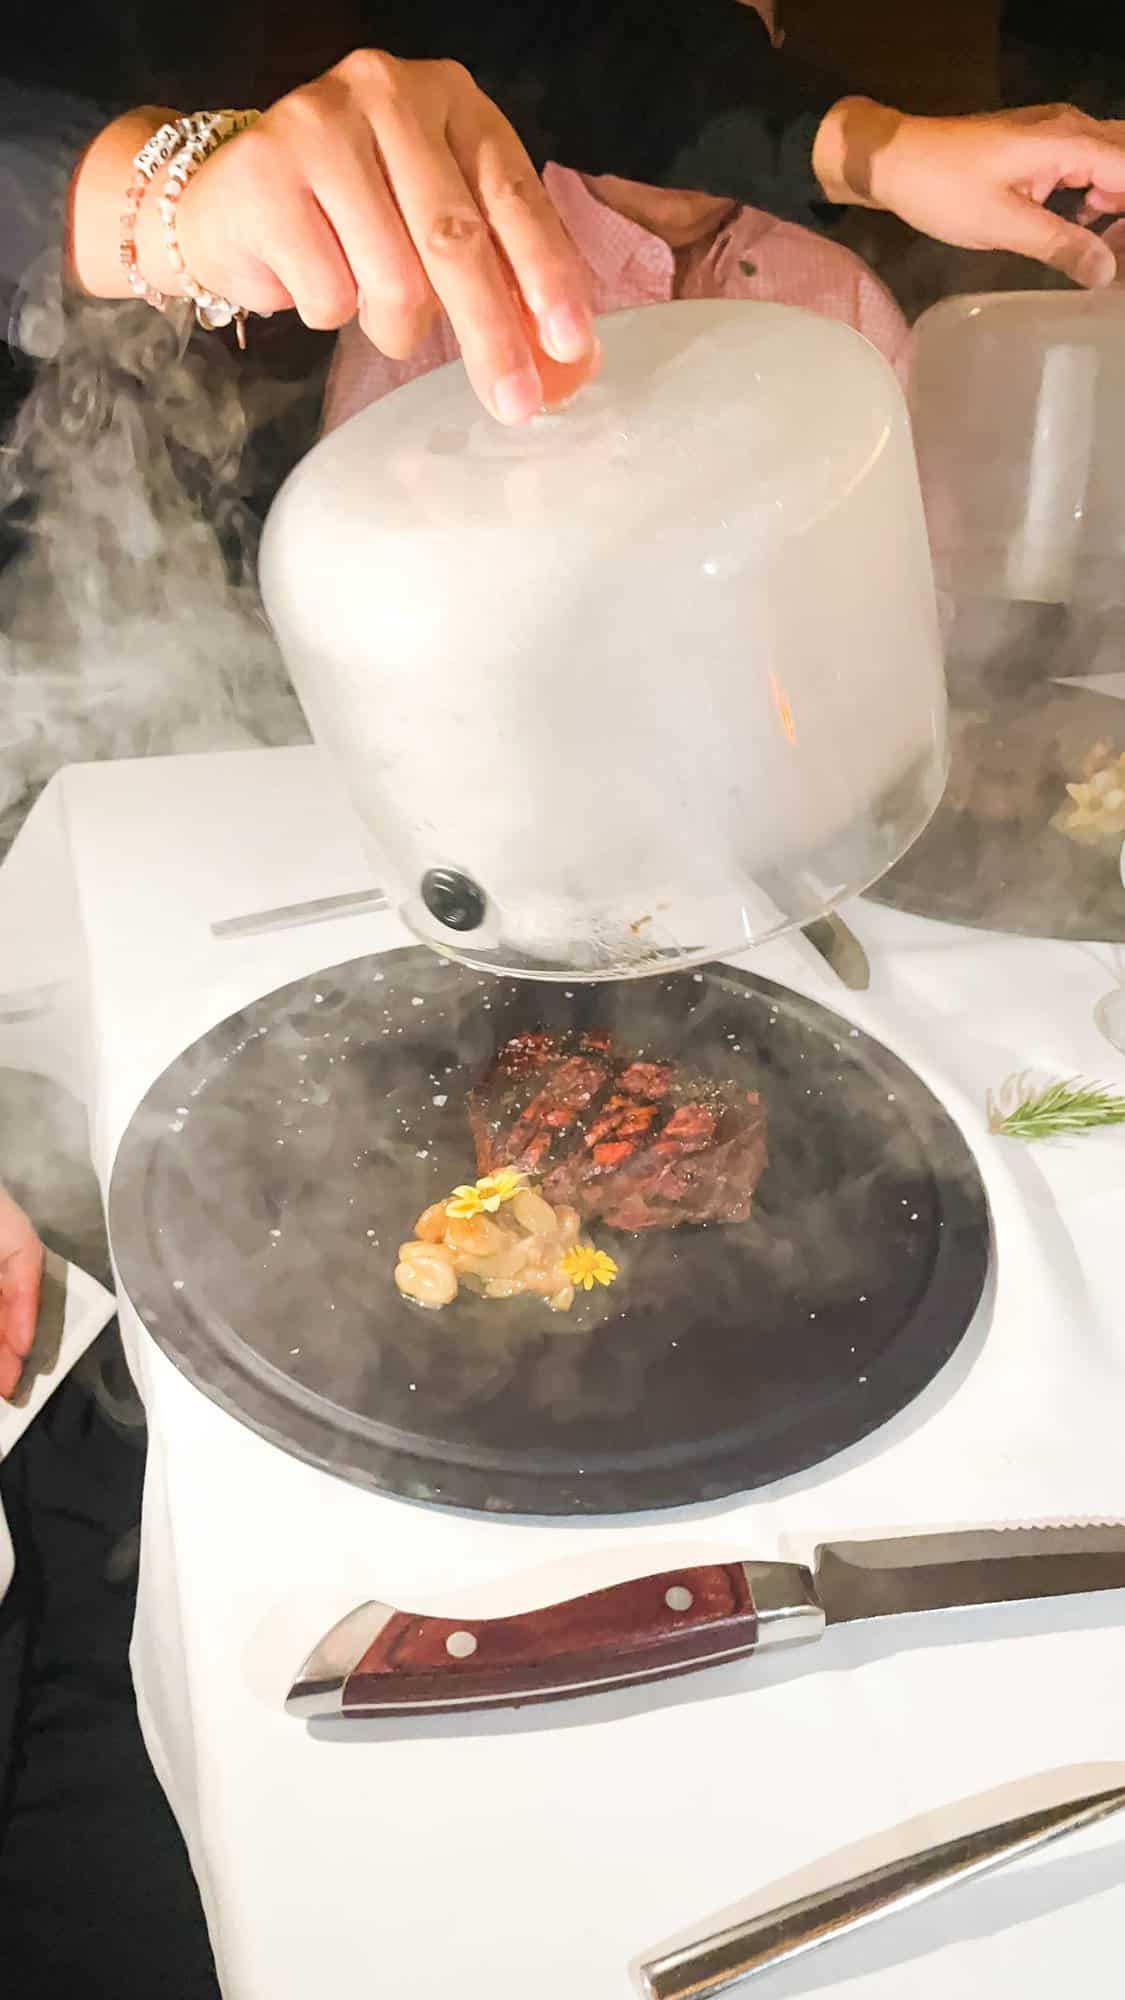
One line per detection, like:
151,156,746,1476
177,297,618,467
261,299,947,979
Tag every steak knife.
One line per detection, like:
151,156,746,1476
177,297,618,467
287,1524,1125,1719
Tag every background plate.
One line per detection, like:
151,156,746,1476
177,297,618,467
108,952,990,1515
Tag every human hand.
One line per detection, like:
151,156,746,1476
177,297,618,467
134,52,598,423
0,1186,42,1401
814,100,1125,288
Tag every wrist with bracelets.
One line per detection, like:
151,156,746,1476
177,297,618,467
120,109,261,346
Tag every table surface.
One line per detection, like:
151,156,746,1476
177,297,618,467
3,744,1125,2000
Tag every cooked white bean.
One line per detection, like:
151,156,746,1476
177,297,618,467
512,1188,557,1235
395,1243,459,1307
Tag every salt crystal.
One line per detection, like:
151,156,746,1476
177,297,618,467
432,1094,448,1108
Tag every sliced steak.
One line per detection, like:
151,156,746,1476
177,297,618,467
468,1031,767,1232
468,1031,614,1177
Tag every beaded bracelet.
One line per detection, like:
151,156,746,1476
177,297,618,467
159,110,262,346
120,114,226,312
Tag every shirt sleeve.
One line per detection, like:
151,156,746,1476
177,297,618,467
0,81,113,355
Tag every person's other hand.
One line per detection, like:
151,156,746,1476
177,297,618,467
815,100,1125,288
0,1186,43,1400
136,52,598,424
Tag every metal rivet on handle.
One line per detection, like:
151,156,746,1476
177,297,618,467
445,1630,478,1659
665,1586,694,1613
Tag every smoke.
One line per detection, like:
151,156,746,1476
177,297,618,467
0,286,321,1430
0,290,311,858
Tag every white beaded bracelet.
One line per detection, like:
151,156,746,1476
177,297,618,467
158,110,261,345
120,114,226,312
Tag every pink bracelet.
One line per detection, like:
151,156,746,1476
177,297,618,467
158,110,261,347
120,115,224,312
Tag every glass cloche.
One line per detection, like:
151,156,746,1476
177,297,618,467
260,299,947,978
910,288,1125,609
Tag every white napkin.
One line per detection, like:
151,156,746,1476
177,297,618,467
0,1251,117,1597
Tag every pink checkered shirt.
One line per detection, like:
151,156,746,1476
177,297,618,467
323,164,911,432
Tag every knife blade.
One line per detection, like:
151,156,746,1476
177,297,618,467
636,1779,1125,2000
799,914,871,991
211,887,390,939
287,1524,1125,1720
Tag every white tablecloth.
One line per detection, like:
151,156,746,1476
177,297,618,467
2,745,1125,2000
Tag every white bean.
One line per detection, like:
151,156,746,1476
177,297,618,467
395,1244,458,1308
512,1188,557,1236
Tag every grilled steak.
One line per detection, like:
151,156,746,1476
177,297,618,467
469,1032,768,1232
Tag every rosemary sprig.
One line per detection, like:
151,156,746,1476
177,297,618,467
988,1073,1125,1142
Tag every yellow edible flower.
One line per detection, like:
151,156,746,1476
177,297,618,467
561,1245,619,1292
445,1169,526,1219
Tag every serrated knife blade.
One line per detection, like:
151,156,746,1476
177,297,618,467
813,1524,1125,1623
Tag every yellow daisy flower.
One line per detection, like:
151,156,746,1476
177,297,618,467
561,1245,619,1292
445,1169,526,1219
477,1170,527,1208
445,1185,487,1220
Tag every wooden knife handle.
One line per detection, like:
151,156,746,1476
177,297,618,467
340,1562,821,1716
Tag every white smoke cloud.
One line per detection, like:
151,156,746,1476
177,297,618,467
0,292,311,856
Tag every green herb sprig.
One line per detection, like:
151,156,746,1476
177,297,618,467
988,1073,1125,1143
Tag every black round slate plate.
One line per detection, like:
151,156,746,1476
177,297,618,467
868,602,1125,940
108,951,990,1515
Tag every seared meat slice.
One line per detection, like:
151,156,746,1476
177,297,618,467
469,1031,615,1178
469,1032,767,1232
